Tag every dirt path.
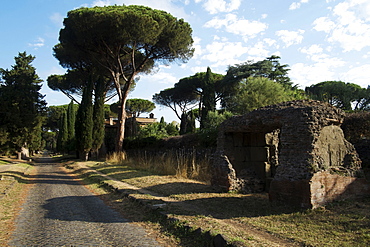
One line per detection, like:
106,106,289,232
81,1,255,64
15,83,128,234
9,158,162,246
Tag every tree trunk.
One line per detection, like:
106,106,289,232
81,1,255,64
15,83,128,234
17,151,22,160
115,100,127,152
84,152,89,162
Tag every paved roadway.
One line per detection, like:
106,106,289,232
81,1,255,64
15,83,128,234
9,158,162,247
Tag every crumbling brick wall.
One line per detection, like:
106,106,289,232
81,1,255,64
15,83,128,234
212,100,370,208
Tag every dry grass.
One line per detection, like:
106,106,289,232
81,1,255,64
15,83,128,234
83,154,370,247
106,150,212,183
0,163,33,246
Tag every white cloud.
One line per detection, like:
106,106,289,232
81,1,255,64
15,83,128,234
190,66,208,74
247,41,270,59
202,41,249,67
92,0,111,6
28,37,45,49
312,0,370,52
204,14,268,39
275,29,305,47
191,36,203,59
198,0,241,14
263,38,277,47
290,53,346,88
289,2,301,10
201,40,273,68
341,64,370,88
312,17,336,33
142,71,178,85
300,44,323,56
289,0,310,10
290,63,336,88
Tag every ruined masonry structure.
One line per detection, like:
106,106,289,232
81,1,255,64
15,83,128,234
212,100,370,208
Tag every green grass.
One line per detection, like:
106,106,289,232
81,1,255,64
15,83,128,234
0,160,9,165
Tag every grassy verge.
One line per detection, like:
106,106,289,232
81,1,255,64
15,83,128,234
0,163,33,246
71,159,370,247
0,160,9,165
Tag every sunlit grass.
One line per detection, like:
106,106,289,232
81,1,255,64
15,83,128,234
0,165,32,245
0,160,9,165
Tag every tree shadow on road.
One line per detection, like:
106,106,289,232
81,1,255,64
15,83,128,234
42,195,130,223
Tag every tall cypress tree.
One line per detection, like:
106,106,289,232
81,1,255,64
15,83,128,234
66,100,76,152
91,79,105,159
75,80,93,161
60,111,68,153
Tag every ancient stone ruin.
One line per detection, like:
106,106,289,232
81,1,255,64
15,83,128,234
211,100,370,208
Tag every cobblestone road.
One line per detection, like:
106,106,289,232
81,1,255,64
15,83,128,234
9,161,162,247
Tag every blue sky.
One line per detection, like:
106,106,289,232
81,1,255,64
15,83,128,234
1,0,370,123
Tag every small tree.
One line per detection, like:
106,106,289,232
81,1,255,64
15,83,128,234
126,98,156,117
153,87,198,134
226,77,295,114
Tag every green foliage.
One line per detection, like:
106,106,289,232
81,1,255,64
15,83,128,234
59,111,68,153
45,105,69,132
223,55,292,89
203,110,234,130
66,100,76,151
42,131,57,151
198,110,234,146
126,98,155,117
111,98,156,117
174,67,224,129
165,121,179,136
56,5,194,151
0,52,46,154
92,81,106,156
225,77,296,114
75,81,93,160
138,123,168,139
104,104,116,118
179,111,196,135
305,81,369,110
138,119,179,139
153,87,198,120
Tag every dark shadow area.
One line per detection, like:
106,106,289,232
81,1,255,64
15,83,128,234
168,194,300,219
141,183,299,219
91,166,152,180
0,162,109,186
144,182,222,197
0,169,90,186
42,195,130,223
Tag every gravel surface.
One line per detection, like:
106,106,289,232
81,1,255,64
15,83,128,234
9,160,162,247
